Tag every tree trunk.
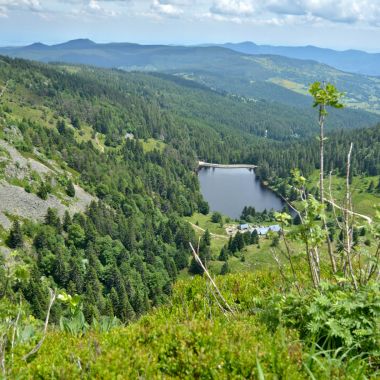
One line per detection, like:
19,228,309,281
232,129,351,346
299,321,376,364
319,104,337,273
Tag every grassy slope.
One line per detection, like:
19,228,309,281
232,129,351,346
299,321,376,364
306,171,380,217
11,271,377,380
184,212,305,277
1,81,105,152
10,273,307,379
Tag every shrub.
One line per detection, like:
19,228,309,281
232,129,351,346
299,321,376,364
276,282,380,364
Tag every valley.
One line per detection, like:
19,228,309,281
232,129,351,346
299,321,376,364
0,40,379,379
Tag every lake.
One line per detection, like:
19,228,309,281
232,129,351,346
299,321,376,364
198,167,286,219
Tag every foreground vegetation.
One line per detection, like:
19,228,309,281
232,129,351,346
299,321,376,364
2,272,377,379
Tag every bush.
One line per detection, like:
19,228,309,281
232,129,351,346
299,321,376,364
211,212,222,224
37,181,51,200
275,282,380,364
66,180,75,197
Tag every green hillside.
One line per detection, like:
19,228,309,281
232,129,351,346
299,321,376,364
1,40,380,115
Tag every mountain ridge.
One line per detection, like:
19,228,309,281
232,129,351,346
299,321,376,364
1,39,380,116
214,41,380,76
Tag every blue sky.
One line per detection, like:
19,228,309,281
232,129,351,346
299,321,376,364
0,0,380,51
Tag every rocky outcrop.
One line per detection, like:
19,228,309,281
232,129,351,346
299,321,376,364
0,139,52,180
0,180,95,229
0,181,66,222
0,138,96,229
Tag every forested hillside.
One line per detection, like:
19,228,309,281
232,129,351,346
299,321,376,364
1,56,210,323
2,40,380,114
217,41,380,76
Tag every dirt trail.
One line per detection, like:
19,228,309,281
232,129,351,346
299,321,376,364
189,222,229,239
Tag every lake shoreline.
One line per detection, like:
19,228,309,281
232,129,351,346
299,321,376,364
197,165,285,218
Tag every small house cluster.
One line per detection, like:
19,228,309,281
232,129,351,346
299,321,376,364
238,224,281,235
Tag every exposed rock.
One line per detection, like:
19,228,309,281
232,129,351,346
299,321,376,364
0,180,95,229
0,139,52,178
0,245,11,259
0,212,11,229
0,138,96,229
0,180,66,221
71,184,95,214
3,125,23,142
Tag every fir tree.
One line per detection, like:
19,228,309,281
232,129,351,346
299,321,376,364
218,246,229,261
63,210,72,232
220,261,230,275
66,180,76,197
45,208,62,231
8,220,24,249
368,180,375,192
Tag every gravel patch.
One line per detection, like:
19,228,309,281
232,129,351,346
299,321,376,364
0,139,52,178
0,181,95,229
0,246,11,259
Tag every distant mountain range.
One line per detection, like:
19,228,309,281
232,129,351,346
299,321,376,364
212,42,380,77
1,39,380,116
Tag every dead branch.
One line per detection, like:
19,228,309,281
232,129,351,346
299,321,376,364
323,198,372,225
189,242,235,315
23,288,56,361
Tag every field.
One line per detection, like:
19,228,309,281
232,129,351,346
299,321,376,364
306,171,380,218
141,138,166,153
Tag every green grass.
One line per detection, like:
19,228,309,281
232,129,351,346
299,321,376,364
184,212,229,236
8,273,307,379
185,213,306,275
141,138,166,153
268,77,309,96
74,126,105,152
307,171,380,218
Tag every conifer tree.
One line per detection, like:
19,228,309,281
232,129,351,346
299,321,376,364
66,179,76,197
220,261,230,275
45,208,62,231
8,220,24,249
219,246,229,261
63,210,72,232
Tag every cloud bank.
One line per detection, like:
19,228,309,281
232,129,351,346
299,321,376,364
0,0,379,27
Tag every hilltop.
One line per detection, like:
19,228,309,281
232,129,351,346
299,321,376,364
216,41,380,76
1,40,380,115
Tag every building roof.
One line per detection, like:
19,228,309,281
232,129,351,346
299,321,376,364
256,227,269,235
268,225,281,232
239,224,249,230
254,225,281,235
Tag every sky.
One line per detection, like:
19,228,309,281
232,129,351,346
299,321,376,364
0,0,380,51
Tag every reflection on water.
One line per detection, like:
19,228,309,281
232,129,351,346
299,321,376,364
198,167,286,219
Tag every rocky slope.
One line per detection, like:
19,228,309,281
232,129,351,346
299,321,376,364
0,129,95,230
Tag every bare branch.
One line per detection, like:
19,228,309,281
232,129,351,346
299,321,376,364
23,288,56,361
189,242,235,315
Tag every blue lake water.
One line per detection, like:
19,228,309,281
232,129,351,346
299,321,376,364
198,167,286,219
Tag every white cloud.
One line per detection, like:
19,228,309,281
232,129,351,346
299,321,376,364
210,0,254,17
0,5,6,17
0,0,379,27
151,0,184,17
207,0,380,26
0,0,41,12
